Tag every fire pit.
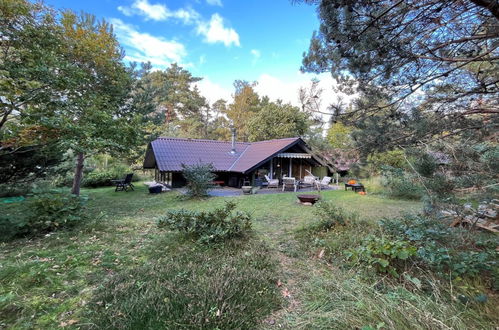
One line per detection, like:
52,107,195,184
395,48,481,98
241,186,253,195
297,194,321,205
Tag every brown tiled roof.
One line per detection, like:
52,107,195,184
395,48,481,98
145,137,302,173
229,138,301,172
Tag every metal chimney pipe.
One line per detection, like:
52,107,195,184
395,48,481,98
230,126,236,154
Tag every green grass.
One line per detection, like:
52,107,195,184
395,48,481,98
1,184,497,329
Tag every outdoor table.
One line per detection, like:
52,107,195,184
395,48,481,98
351,183,365,192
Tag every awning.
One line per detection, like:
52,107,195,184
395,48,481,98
276,152,312,159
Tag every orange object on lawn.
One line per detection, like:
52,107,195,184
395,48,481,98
347,179,357,185
358,191,367,195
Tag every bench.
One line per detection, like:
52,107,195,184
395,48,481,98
212,180,225,186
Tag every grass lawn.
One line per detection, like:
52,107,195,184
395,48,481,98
1,185,497,329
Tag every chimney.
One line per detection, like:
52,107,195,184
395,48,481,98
230,126,237,154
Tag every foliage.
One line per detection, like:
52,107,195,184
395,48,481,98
300,0,498,149
0,1,152,195
247,101,309,141
0,182,32,198
367,149,406,174
381,166,424,200
141,63,210,139
225,80,262,141
83,165,137,188
309,201,352,232
412,151,439,177
0,144,64,185
346,235,417,277
157,201,252,244
89,239,280,329
326,122,354,150
380,215,499,286
0,190,87,241
181,162,216,198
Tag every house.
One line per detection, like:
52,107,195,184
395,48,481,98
143,132,333,188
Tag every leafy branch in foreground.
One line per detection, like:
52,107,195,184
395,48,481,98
299,0,498,150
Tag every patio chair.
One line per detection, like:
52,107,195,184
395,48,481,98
264,174,279,189
112,173,134,192
300,175,317,189
317,176,332,189
282,177,297,192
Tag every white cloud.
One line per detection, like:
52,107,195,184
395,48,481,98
206,0,223,6
250,49,261,65
117,1,239,48
196,14,240,47
196,78,233,104
254,72,355,122
194,72,354,123
199,55,206,65
110,18,186,67
118,0,200,23
250,49,261,58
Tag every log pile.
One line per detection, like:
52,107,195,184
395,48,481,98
442,199,499,233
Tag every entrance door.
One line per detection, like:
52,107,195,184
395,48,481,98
292,160,302,180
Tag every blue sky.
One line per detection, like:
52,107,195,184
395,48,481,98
43,0,341,109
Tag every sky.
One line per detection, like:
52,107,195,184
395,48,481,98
42,0,344,114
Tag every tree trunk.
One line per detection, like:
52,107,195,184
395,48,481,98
71,152,85,195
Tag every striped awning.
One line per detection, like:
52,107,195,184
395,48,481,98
276,152,312,159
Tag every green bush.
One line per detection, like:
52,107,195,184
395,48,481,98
367,149,407,175
157,201,252,244
346,235,417,277
181,162,216,198
83,165,139,187
413,152,438,177
0,190,87,241
0,183,32,198
309,201,353,232
380,215,499,286
381,166,423,200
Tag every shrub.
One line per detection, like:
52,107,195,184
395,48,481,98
412,152,438,177
367,149,407,175
380,215,499,286
28,190,87,232
181,162,216,198
0,183,32,198
0,205,28,242
0,190,87,241
381,166,423,200
157,201,252,244
83,164,138,188
310,201,353,232
346,235,417,277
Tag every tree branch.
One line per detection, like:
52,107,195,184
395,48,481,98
469,0,499,19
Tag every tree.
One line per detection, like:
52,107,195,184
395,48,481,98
326,122,354,150
299,0,499,150
141,64,209,138
0,1,146,195
0,0,69,182
225,80,261,141
247,101,309,141
206,99,231,140
298,78,324,124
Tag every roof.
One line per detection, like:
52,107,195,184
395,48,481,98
143,137,325,174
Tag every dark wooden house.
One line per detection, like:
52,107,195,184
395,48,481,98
143,135,332,188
